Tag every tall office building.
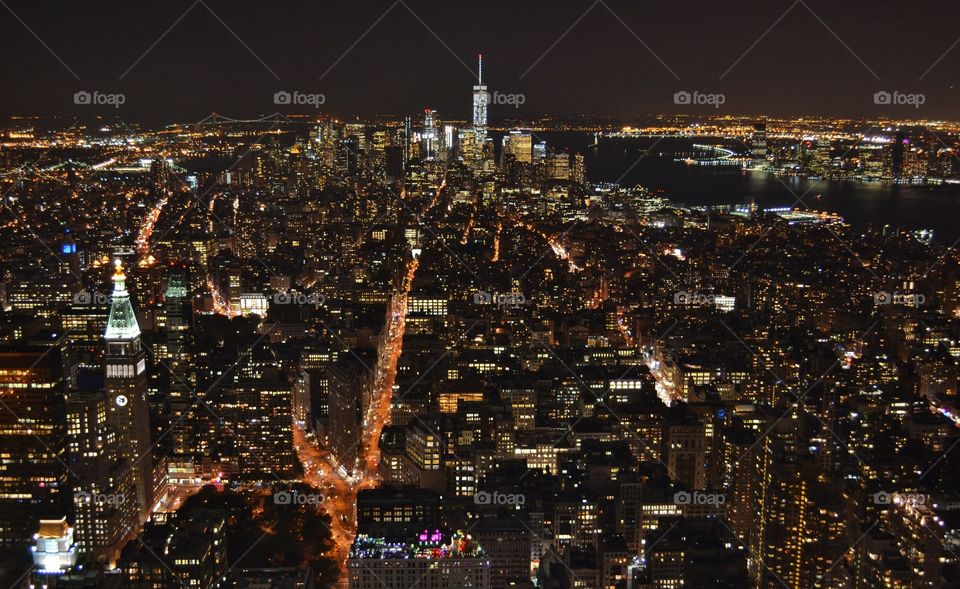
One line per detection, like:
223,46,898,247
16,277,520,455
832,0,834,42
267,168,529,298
473,54,488,144
103,260,154,524
222,365,296,480
442,124,456,161
422,109,439,161
663,412,707,491
327,355,370,476
385,145,404,182
153,268,193,457
571,153,586,185
403,116,413,166
890,133,906,180
502,130,533,164
149,158,171,197
748,412,807,589
533,141,547,162
545,152,571,180
461,54,490,173
751,122,767,159
59,299,109,387
0,346,69,549
66,390,136,565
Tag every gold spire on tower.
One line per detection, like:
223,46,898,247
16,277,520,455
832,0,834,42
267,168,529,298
112,258,126,290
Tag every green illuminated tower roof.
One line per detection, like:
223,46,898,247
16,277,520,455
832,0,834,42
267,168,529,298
165,271,187,299
105,259,141,341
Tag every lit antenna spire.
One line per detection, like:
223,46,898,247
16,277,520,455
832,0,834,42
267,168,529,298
478,53,483,85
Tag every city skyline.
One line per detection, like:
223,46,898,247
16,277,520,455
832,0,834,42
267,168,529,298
2,3,960,589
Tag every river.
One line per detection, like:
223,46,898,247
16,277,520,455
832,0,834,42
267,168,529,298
526,132,960,242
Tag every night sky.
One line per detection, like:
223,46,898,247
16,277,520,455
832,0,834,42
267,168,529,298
2,0,960,122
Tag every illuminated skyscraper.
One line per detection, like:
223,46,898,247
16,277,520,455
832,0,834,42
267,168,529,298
0,345,69,549
751,123,767,160
327,355,370,476
749,412,807,589
502,130,533,164
60,298,109,386
104,260,154,524
545,152,570,180
403,116,412,165
149,158,171,197
153,269,193,457
442,124,456,161
422,109,439,161
220,363,296,480
67,389,136,565
473,54,488,144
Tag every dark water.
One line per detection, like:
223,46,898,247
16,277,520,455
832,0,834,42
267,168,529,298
531,132,960,242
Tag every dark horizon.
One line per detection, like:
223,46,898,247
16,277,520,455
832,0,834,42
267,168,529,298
3,0,960,121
